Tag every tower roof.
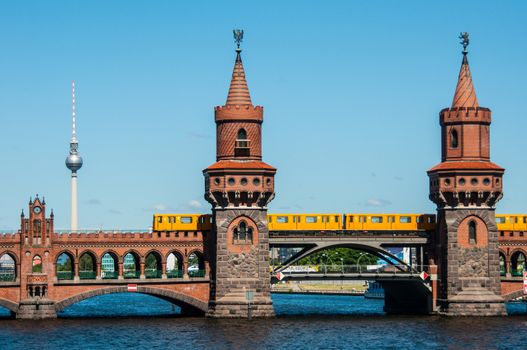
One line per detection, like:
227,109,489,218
451,52,478,109
225,49,253,106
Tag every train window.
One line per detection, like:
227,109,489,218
360,216,366,223
371,216,383,223
268,216,272,223
158,216,163,223
348,216,353,222
514,217,518,223
277,216,288,224
181,217,193,224
306,216,317,223
428,217,435,224
400,216,412,223
510,217,514,224
416,217,423,223
335,216,339,222
524,217,527,224
496,217,505,224
322,217,326,223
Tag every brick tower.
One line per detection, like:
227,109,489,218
18,196,57,318
428,33,506,316
204,30,276,317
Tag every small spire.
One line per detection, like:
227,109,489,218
72,81,77,143
50,209,54,217
21,209,25,217
225,29,252,106
451,32,478,108
29,196,32,205
42,196,46,205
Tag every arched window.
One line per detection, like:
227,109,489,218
166,252,183,278
450,129,459,149
235,128,250,156
0,253,16,281
187,252,205,277
233,220,253,244
56,252,74,280
468,220,477,244
32,255,42,273
79,252,96,279
499,253,506,276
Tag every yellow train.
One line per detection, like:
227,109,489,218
153,214,212,231
152,213,527,232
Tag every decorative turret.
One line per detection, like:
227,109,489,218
428,33,504,209
204,30,276,318
204,30,276,209
427,33,506,316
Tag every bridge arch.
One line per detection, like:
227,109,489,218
54,286,207,315
274,242,412,273
0,297,18,314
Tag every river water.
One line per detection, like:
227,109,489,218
0,293,526,350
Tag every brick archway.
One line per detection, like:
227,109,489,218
54,286,208,314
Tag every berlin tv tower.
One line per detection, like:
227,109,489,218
65,81,83,231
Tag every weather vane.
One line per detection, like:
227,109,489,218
459,32,469,53
233,29,244,49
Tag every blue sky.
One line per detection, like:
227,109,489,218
1,1,526,230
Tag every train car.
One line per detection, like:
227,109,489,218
268,214,342,231
344,214,436,231
152,214,212,232
496,214,527,231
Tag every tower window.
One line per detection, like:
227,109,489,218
468,220,477,244
233,220,253,244
235,128,250,156
450,129,459,148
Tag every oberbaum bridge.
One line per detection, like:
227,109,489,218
0,32,526,319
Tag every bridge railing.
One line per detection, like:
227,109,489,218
273,264,428,277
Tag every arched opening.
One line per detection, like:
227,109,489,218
450,129,458,148
511,251,526,277
0,253,16,282
145,251,162,278
499,252,506,276
32,255,42,273
468,220,477,244
233,220,253,244
235,128,250,156
166,252,183,278
101,252,118,279
56,252,74,280
79,252,97,279
187,251,205,277
123,252,140,279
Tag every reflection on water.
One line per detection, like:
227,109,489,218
0,293,526,350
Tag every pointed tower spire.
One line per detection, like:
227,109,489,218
451,32,478,108
225,29,252,106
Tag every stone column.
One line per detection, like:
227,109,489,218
96,262,101,280
118,262,123,280
74,261,79,282
161,261,167,279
